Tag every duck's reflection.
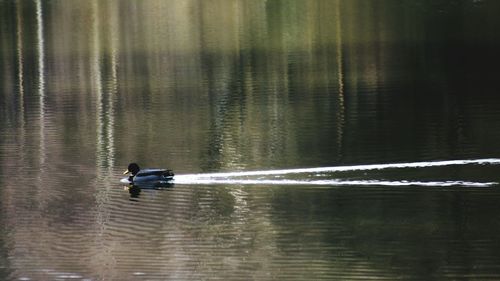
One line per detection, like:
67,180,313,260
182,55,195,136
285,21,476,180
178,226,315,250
128,185,141,199
124,182,175,200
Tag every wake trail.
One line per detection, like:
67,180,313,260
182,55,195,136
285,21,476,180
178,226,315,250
173,158,500,187
173,178,497,187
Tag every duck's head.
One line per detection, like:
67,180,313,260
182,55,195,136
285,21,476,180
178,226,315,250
124,163,141,176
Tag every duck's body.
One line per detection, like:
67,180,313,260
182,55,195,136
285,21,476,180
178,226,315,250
122,163,174,187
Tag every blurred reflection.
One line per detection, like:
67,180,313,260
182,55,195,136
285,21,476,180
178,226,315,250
335,0,345,161
15,0,24,126
91,2,119,279
124,183,174,201
127,185,141,200
35,0,45,170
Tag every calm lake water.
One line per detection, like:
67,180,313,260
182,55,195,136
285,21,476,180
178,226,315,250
2,0,500,280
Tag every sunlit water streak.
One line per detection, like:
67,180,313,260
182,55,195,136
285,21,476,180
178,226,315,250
35,0,45,168
173,158,500,187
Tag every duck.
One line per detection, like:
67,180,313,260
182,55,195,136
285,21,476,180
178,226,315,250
122,163,174,187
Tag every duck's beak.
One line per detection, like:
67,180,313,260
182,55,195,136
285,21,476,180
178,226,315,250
123,169,130,175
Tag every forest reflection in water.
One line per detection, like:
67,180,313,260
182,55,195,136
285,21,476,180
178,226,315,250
2,0,500,280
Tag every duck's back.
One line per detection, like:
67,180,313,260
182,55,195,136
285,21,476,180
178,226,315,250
134,169,174,183
136,169,168,177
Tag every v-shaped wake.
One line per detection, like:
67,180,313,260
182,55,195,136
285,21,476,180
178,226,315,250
173,158,500,187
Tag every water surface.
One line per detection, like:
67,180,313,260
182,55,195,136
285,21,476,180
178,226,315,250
2,0,500,280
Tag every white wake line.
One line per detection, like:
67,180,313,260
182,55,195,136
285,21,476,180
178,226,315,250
173,178,497,187
182,158,500,178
